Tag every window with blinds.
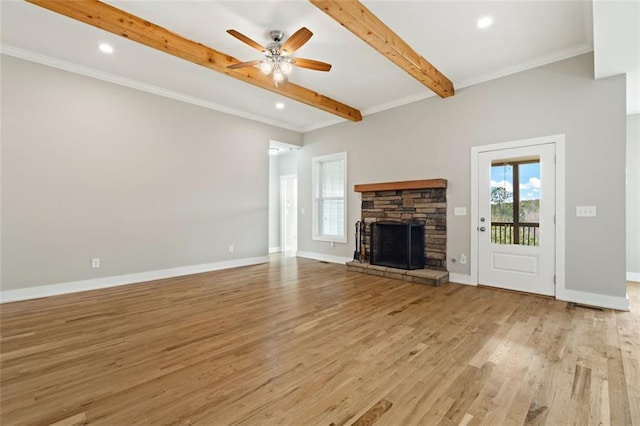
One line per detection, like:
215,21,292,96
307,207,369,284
312,152,347,243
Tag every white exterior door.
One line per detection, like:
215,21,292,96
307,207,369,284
477,143,556,295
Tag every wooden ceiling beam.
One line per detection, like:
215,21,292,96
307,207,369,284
309,0,454,99
25,0,362,122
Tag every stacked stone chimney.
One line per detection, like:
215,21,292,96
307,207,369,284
359,185,447,270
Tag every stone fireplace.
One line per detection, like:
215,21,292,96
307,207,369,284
357,179,447,270
347,179,448,287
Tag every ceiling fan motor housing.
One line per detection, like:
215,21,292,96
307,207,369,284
266,30,285,55
269,30,285,42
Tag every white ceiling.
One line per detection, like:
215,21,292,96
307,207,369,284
1,1,632,132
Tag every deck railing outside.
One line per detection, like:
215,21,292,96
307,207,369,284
491,222,539,246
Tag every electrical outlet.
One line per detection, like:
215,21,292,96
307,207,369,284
228,245,234,253
300,207,305,215
459,254,467,265
91,258,100,268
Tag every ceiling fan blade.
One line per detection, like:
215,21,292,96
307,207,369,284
227,59,262,70
293,58,332,72
227,29,266,53
281,27,313,55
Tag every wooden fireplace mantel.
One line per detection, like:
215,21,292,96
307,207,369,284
354,178,447,193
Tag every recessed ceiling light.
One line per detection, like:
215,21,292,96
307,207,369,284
99,43,114,54
275,102,285,110
476,16,493,29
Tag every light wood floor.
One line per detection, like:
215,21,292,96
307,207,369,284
1,256,638,426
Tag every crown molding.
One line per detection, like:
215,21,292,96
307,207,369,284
304,43,595,133
454,42,594,91
2,42,595,134
0,44,304,133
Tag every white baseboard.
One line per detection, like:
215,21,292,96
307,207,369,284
0,256,269,304
450,272,629,310
268,246,281,254
555,288,629,311
448,273,476,286
296,251,352,265
627,272,640,282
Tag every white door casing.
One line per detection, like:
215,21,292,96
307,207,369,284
470,134,566,298
478,143,555,295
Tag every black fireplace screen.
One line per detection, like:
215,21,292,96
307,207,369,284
370,222,425,270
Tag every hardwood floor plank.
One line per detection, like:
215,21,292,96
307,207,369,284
0,257,638,425
49,412,88,426
350,399,392,426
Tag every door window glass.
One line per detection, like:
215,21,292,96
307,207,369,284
490,159,540,245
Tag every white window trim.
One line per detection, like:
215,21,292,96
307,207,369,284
312,151,348,243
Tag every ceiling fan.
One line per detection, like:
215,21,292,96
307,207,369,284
227,27,332,86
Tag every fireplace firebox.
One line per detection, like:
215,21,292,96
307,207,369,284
370,222,425,270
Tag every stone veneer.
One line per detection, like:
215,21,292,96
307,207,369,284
360,187,447,270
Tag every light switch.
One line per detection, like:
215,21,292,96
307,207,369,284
576,206,596,217
454,207,467,216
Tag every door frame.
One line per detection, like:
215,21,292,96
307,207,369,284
280,174,297,253
470,134,566,298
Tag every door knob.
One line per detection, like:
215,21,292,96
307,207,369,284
479,226,486,232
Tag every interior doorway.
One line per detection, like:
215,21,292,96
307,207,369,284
268,140,299,255
471,134,565,297
280,175,297,253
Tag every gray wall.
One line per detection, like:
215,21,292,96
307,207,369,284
298,53,627,298
1,56,301,291
628,114,640,277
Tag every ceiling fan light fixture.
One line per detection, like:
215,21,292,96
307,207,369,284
259,61,273,75
280,61,293,75
273,68,285,83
